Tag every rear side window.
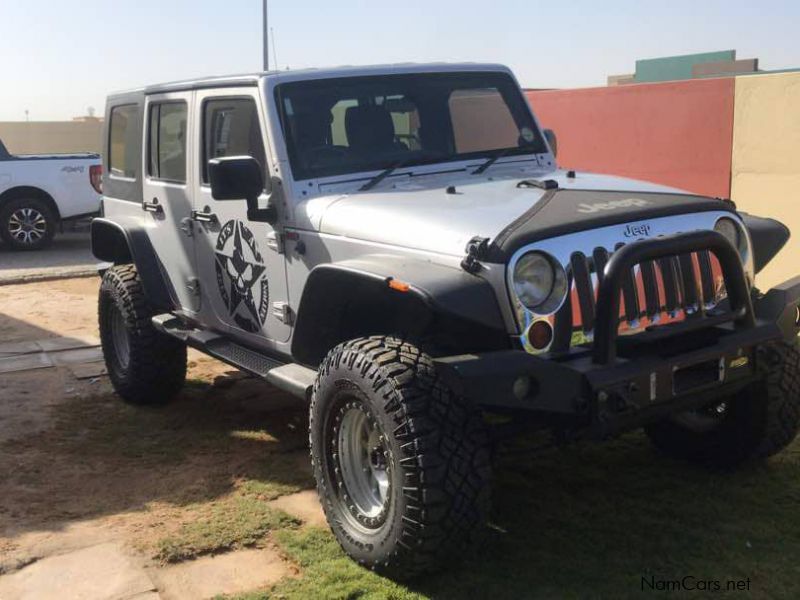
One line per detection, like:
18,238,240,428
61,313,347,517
108,104,139,179
148,102,187,183
202,97,266,183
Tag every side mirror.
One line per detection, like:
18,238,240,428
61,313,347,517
208,156,276,223
543,128,558,158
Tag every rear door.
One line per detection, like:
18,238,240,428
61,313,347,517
141,92,199,314
190,87,291,344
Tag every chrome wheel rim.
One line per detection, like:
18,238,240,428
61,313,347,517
336,401,390,525
110,305,131,370
8,208,47,245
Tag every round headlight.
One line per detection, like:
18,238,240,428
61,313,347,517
714,217,741,251
513,251,567,313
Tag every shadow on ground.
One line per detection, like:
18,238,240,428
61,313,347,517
0,372,313,540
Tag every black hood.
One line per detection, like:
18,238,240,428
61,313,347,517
486,188,735,262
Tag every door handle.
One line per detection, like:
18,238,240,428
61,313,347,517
142,198,163,214
191,207,218,223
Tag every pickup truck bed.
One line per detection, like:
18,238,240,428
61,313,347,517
0,138,102,250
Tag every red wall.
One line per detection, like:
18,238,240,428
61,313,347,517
526,78,735,198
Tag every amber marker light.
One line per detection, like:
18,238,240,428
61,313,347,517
388,279,411,293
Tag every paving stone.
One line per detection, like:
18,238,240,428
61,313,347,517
0,341,41,357
149,548,290,600
69,361,108,380
38,336,101,352
0,352,53,374
0,542,157,600
268,490,328,528
50,347,104,366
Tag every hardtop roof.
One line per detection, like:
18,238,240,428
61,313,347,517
106,62,512,100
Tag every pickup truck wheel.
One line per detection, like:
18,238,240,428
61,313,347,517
645,340,800,467
99,264,187,405
310,336,491,579
0,197,56,250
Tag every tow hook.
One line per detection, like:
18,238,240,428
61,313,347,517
461,236,489,274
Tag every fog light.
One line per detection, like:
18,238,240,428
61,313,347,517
513,376,531,400
795,305,800,328
528,320,554,350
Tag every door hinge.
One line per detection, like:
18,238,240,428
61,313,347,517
187,278,201,296
180,217,194,237
266,231,284,254
272,301,293,325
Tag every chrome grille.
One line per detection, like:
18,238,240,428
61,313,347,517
568,245,724,335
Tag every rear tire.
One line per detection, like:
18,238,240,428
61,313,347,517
310,336,491,579
99,264,186,405
645,340,800,467
0,197,56,250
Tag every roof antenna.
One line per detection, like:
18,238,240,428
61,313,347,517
262,0,269,71
271,27,278,71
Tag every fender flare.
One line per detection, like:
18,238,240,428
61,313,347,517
291,255,507,365
91,218,176,310
740,212,791,274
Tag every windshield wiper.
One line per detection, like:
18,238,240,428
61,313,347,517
471,147,517,175
359,159,411,191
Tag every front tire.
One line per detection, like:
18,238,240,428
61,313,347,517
310,336,491,578
99,264,187,405
645,340,800,467
0,197,56,250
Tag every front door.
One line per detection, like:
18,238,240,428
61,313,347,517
141,92,199,314
190,88,291,346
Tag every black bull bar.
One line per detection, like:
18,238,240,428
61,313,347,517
436,231,800,437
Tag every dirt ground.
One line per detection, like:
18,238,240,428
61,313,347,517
0,277,323,598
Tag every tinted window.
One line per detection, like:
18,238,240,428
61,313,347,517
108,104,138,178
148,102,187,183
275,72,545,180
449,88,520,153
202,97,266,183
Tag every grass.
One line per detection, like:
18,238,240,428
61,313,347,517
156,496,299,563
9,367,800,597
226,431,800,599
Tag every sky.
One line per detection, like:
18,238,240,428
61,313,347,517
1,0,799,121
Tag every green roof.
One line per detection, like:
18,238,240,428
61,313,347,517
634,50,735,83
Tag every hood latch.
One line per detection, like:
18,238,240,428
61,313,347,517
461,236,490,274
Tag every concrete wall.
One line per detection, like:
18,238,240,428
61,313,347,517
526,78,735,198
731,71,800,288
634,50,734,83
0,120,103,155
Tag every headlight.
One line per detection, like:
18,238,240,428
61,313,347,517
512,251,568,313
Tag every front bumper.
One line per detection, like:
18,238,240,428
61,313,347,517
436,231,800,438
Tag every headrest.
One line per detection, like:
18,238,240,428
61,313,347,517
345,105,396,153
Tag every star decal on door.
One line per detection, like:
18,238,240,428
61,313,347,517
214,220,270,332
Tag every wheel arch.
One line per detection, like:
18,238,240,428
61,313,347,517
0,185,61,220
291,257,509,366
91,218,177,311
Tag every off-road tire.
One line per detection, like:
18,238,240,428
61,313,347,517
0,197,56,250
645,340,800,467
310,336,491,579
99,264,186,405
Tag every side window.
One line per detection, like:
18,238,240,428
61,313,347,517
148,102,187,183
108,104,138,179
449,88,520,153
202,97,266,184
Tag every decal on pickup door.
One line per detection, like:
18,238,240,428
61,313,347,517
214,220,270,332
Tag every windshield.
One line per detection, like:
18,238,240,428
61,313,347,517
274,71,547,181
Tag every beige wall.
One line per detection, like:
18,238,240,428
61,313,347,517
731,72,800,288
0,120,103,155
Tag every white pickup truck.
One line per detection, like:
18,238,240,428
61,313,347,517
0,138,102,250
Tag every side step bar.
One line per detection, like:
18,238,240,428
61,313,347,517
152,314,316,400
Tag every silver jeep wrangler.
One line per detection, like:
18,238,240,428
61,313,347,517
93,63,800,577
